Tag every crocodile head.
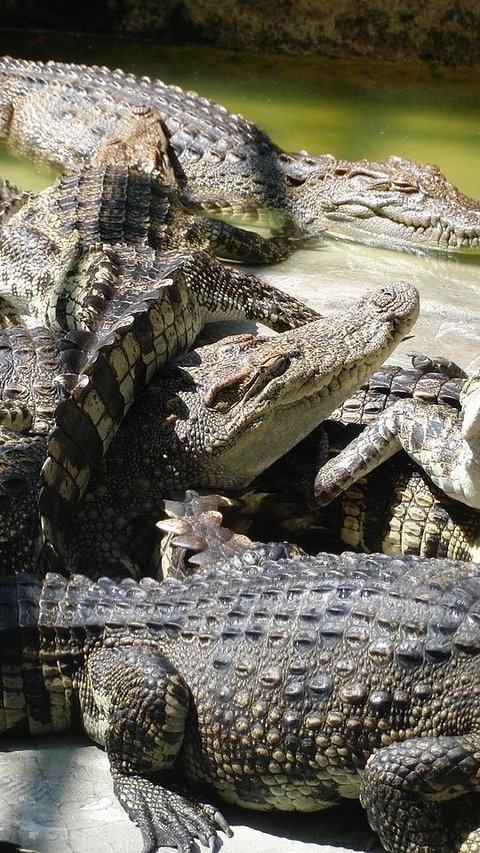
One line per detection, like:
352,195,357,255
292,155,480,254
172,280,419,489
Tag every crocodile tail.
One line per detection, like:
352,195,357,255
38,275,202,566
0,572,44,735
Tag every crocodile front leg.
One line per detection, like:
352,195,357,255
315,394,480,510
179,249,321,331
185,214,299,263
360,734,480,853
78,643,231,853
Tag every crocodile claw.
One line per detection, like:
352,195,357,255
112,770,231,852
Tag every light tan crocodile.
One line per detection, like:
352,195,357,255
0,56,479,254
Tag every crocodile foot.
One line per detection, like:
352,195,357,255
111,768,232,853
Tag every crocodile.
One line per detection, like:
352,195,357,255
4,543,480,853
0,108,292,329
0,324,91,434
0,236,322,571
328,359,464,426
314,371,480,510
1,56,480,254
37,247,324,555
323,449,480,562
0,96,314,557
0,281,419,576
0,242,321,553
229,421,480,564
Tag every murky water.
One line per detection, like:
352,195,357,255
0,32,478,368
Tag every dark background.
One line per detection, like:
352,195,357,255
1,0,480,64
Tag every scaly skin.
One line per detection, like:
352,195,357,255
0,101,310,565
323,449,480,562
0,282,419,576
0,118,293,331
329,360,464,426
233,422,480,564
0,429,45,574
59,280,417,576
0,56,479,254
195,363,478,563
291,154,480,253
0,325,89,434
4,548,480,853
314,372,480,510
37,247,322,560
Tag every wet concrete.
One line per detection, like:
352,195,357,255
2,736,380,853
247,238,480,373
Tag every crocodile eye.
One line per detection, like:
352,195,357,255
204,381,242,412
0,477,27,496
391,178,417,193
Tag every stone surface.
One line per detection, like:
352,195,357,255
2,0,480,64
1,736,379,853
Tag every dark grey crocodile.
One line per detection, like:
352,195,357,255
1,56,480,254
3,546,480,853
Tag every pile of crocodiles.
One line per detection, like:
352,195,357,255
1,54,480,853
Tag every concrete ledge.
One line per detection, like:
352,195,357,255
1,735,379,853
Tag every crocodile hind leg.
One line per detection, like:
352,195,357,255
78,644,231,853
360,735,480,853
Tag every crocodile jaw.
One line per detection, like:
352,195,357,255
317,212,480,255
208,350,400,490
293,155,480,254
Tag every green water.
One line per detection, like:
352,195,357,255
0,32,479,198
